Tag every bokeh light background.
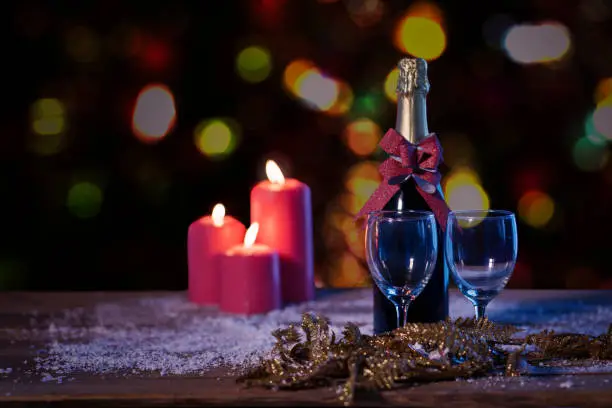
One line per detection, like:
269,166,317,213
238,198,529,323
2,0,612,290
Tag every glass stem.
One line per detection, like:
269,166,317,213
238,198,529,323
475,303,487,320
395,298,411,328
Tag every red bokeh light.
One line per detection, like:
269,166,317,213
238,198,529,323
512,164,552,199
507,260,533,288
142,40,171,71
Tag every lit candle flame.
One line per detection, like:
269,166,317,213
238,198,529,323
265,160,285,185
244,222,260,248
211,203,225,227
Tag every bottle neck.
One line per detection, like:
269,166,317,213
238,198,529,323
394,92,429,143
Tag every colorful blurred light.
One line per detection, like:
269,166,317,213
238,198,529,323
31,98,66,136
394,17,446,61
572,136,609,171
236,45,272,83
351,93,383,119
325,81,354,115
345,160,380,195
339,161,381,216
283,59,315,91
394,2,445,60
343,118,382,157
282,59,344,112
29,98,67,156
594,78,612,105
503,22,571,64
66,181,103,219
384,67,399,103
294,69,339,111
593,105,612,140
585,111,608,146
443,167,490,212
331,252,368,287
338,214,365,260
517,190,554,228
194,118,240,159
132,84,176,144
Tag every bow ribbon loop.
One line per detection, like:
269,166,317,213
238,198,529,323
356,129,450,231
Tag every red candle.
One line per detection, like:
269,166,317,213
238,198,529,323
219,223,281,315
187,203,246,305
250,160,314,304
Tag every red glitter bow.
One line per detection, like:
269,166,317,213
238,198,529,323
356,128,450,231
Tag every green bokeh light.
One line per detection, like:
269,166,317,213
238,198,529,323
236,46,272,83
572,136,609,172
584,111,607,145
66,181,104,218
350,93,383,120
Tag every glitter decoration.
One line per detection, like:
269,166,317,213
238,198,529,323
239,313,612,405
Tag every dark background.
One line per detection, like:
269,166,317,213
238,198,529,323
1,0,611,291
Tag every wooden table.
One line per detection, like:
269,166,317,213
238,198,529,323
0,289,611,407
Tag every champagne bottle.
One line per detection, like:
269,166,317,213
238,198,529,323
373,57,449,334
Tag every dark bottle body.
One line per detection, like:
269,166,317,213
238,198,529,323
373,179,449,334
372,57,449,334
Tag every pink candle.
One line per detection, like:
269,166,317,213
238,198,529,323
219,223,281,315
187,203,246,305
250,160,314,304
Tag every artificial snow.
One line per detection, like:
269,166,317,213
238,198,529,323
1,290,611,380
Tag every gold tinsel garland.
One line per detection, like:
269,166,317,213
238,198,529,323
237,312,612,405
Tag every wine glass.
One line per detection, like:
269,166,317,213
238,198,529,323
365,210,438,329
445,210,518,320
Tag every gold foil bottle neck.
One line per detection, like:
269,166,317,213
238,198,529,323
396,57,430,95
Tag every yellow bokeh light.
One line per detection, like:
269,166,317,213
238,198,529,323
29,98,67,156
132,84,176,144
31,98,66,136
444,165,482,187
345,161,381,185
325,80,354,115
405,1,444,24
444,168,489,212
339,216,365,260
518,190,555,228
343,161,381,215
384,67,400,103
194,119,239,159
343,118,382,157
283,59,316,93
340,192,371,215
394,16,446,60
330,252,368,287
